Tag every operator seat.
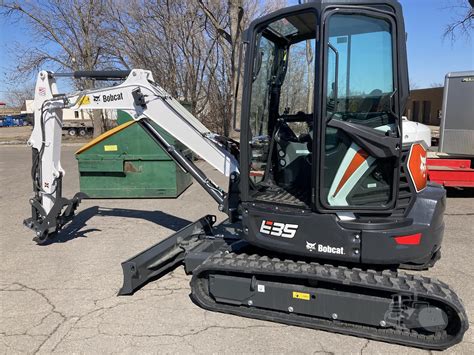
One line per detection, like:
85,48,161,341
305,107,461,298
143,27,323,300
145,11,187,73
359,89,383,113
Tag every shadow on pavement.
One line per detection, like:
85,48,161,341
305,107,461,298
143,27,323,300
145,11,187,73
42,206,192,245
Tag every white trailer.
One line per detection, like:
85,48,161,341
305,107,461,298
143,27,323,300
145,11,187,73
427,71,474,187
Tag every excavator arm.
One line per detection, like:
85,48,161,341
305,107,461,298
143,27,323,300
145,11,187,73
24,69,239,243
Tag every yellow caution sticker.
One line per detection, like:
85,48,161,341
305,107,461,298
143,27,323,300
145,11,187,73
78,95,91,106
292,291,310,300
104,145,118,152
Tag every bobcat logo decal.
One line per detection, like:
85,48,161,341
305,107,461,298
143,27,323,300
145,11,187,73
306,242,316,251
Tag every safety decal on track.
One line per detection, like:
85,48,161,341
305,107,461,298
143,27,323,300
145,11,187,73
292,291,310,300
104,145,118,152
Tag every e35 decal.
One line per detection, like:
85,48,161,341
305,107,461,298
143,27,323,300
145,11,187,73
260,220,298,239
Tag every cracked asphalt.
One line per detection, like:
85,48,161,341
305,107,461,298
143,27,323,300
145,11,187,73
1,144,473,354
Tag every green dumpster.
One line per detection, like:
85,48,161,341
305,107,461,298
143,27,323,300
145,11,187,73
75,111,192,198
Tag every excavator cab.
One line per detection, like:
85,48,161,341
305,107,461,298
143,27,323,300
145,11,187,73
241,1,408,210
238,1,445,266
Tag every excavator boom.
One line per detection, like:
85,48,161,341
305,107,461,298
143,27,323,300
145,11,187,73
25,69,239,242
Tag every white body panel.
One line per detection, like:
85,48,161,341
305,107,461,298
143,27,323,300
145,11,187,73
29,72,65,216
329,124,394,209
401,118,431,147
330,121,429,219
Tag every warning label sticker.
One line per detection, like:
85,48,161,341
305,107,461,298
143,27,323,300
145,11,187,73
104,145,118,152
78,95,91,106
292,291,310,300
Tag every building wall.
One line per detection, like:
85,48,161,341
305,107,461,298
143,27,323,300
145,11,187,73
0,107,22,117
404,87,444,126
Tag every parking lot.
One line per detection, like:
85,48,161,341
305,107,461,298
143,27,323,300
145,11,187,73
1,144,473,354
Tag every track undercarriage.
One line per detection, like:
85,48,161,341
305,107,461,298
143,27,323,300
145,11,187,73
120,215,468,350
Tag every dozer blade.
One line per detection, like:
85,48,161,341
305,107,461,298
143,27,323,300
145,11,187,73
119,215,217,295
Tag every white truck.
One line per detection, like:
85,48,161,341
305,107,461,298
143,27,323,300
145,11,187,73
61,109,93,136
24,99,115,136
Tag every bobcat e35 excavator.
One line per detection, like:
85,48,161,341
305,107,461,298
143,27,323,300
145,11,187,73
23,0,468,349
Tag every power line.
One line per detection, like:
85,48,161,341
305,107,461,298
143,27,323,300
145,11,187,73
0,90,33,94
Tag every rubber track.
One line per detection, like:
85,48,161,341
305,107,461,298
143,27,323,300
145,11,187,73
191,251,468,350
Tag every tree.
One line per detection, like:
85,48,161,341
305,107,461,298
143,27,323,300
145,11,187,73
197,0,284,136
107,0,282,136
443,0,474,41
198,0,242,136
2,0,284,138
105,1,224,127
1,0,117,136
4,84,35,108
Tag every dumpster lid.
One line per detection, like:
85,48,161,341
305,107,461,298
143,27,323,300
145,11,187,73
76,120,136,155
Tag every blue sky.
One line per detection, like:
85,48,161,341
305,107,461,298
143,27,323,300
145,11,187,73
0,0,473,103
400,0,473,87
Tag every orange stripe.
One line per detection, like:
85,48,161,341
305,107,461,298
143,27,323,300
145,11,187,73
333,149,369,197
75,120,136,154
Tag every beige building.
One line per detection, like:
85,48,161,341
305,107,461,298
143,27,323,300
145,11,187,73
0,106,22,117
405,87,444,126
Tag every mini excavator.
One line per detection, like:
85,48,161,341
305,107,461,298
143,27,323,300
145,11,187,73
24,0,468,349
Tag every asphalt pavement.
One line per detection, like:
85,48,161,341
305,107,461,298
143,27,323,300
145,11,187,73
1,144,473,354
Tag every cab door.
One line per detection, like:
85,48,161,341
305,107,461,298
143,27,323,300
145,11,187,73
318,8,402,212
